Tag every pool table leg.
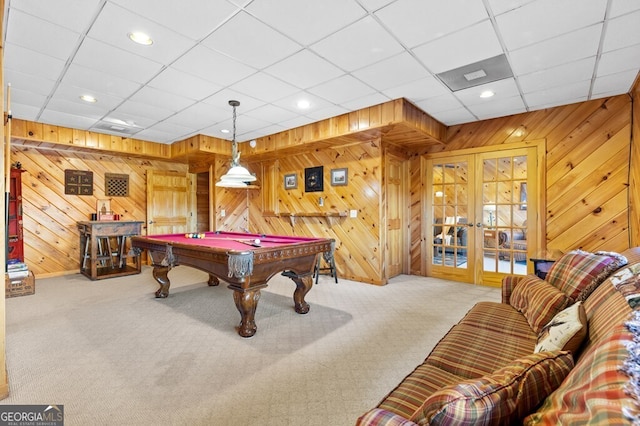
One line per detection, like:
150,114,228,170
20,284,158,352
233,289,260,337
282,271,312,314
207,274,220,286
152,266,171,298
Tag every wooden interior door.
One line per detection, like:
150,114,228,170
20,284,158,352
427,155,475,283
476,147,539,286
426,145,540,286
146,170,196,235
386,155,406,279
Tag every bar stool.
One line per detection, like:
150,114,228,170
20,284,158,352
314,239,338,284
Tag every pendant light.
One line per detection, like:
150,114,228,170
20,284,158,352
216,100,256,188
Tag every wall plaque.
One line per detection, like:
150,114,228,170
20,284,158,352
64,170,93,195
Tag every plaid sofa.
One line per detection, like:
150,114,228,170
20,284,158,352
358,247,640,426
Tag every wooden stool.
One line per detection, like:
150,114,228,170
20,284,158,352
314,239,337,284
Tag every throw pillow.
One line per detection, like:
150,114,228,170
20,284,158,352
509,275,571,333
534,301,587,354
545,250,628,302
609,262,640,309
413,351,574,426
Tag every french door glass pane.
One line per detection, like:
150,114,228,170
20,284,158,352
432,161,468,270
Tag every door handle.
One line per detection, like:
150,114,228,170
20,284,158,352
476,223,483,227
149,220,154,224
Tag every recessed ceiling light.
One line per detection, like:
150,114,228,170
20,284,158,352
221,129,230,134
480,90,495,98
80,95,97,103
297,99,310,109
128,31,153,46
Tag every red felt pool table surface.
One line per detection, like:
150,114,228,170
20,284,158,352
145,231,324,251
130,231,333,337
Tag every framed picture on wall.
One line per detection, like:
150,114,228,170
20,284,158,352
304,166,323,192
284,173,297,189
331,168,348,186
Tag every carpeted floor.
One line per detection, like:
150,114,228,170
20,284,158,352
0,267,499,425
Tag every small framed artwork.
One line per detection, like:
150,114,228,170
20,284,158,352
331,168,348,186
284,173,297,189
304,166,323,192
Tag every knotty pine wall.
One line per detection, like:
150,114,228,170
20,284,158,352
409,93,635,275
11,145,188,277
214,140,386,285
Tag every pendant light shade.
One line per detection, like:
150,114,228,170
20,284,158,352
216,100,256,188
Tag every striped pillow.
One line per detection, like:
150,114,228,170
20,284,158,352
545,250,628,302
413,351,574,426
510,275,571,333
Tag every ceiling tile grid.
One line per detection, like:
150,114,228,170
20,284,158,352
2,0,639,143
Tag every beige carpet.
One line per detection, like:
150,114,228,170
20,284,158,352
0,267,499,425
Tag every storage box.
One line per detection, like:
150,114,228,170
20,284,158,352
5,271,35,298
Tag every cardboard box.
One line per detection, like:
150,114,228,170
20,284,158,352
5,271,35,298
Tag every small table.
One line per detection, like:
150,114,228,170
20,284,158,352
530,249,564,280
130,231,332,337
78,221,143,280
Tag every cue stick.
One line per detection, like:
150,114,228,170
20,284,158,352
4,83,11,273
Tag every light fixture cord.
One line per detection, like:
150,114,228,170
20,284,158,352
231,103,239,166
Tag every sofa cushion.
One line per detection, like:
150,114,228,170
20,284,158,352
357,409,419,426
510,275,571,333
524,326,635,425
377,364,466,419
534,301,587,354
413,351,574,426
424,302,536,379
545,250,628,302
609,262,640,309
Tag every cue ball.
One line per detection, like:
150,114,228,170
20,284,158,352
254,239,261,245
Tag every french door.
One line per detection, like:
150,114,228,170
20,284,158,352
426,145,540,286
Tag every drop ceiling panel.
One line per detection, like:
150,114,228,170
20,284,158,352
171,45,256,87
201,12,301,69
310,16,404,72
247,0,366,45
412,20,504,74
592,69,638,96
87,2,194,65
602,11,640,52
264,50,345,90
382,76,450,101
352,52,428,91
597,44,640,76
496,0,607,50
147,68,222,101
6,9,81,60
62,64,142,99
518,57,596,93
73,38,164,83
271,91,333,114
453,78,520,106
229,73,300,103
508,25,603,75
308,75,377,104
524,80,591,109
9,0,102,33
4,43,66,81
374,0,489,48
111,0,239,41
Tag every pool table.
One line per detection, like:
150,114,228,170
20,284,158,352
130,231,333,337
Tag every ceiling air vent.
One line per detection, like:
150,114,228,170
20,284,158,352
92,120,142,136
436,54,514,92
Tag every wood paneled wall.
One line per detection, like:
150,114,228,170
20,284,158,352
11,146,187,277
409,94,634,275
631,76,640,247
214,140,386,284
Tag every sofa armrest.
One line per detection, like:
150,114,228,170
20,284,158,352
357,409,419,426
502,275,526,304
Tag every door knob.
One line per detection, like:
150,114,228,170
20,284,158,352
476,222,483,227
149,220,154,224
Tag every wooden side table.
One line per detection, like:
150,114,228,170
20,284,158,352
77,221,144,280
530,249,564,280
